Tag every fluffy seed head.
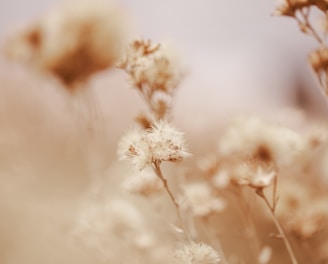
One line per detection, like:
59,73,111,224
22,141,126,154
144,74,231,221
118,120,190,170
173,242,220,264
118,39,185,94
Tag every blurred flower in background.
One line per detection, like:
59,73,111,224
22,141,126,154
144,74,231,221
1,1,328,264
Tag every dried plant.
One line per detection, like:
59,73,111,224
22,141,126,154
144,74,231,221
274,0,328,96
173,242,221,264
1,1,328,264
117,39,186,127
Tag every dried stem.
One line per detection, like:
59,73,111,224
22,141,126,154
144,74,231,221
152,160,191,241
256,189,298,264
272,175,278,213
296,9,324,45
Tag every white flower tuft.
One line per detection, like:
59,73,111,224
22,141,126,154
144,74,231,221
173,242,220,264
118,120,190,170
119,39,185,94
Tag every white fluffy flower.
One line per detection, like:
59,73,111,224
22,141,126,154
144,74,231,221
173,242,220,264
118,120,190,170
147,120,190,162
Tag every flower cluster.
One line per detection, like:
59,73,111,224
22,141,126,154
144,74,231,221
118,39,184,94
118,39,185,122
118,120,190,170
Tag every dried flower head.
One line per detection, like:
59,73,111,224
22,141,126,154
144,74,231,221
118,120,190,170
273,0,311,17
309,47,328,94
218,116,305,166
182,182,226,217
173,242,220,264
122,169,163,196
309,47,328,73
233,159,277,189
118,39,185,94
118,39,185,120
5,0,129,87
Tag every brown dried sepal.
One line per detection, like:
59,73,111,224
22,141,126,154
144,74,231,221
135,113,152,129
309,47,328,73
275,0,312,17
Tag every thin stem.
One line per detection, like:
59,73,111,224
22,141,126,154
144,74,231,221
297,9,324,45
152,161,191,241
256,189,298,264
272,175,278,213
325,69,328,95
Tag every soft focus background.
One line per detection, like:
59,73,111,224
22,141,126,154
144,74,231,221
0,1,327,264
1,0,327,116
3,0,327,152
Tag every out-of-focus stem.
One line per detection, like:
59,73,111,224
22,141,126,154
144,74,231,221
256,189,298,264
152,161,191,241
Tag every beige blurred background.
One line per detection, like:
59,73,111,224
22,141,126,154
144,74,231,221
0,2,327,263
1,0,327,110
